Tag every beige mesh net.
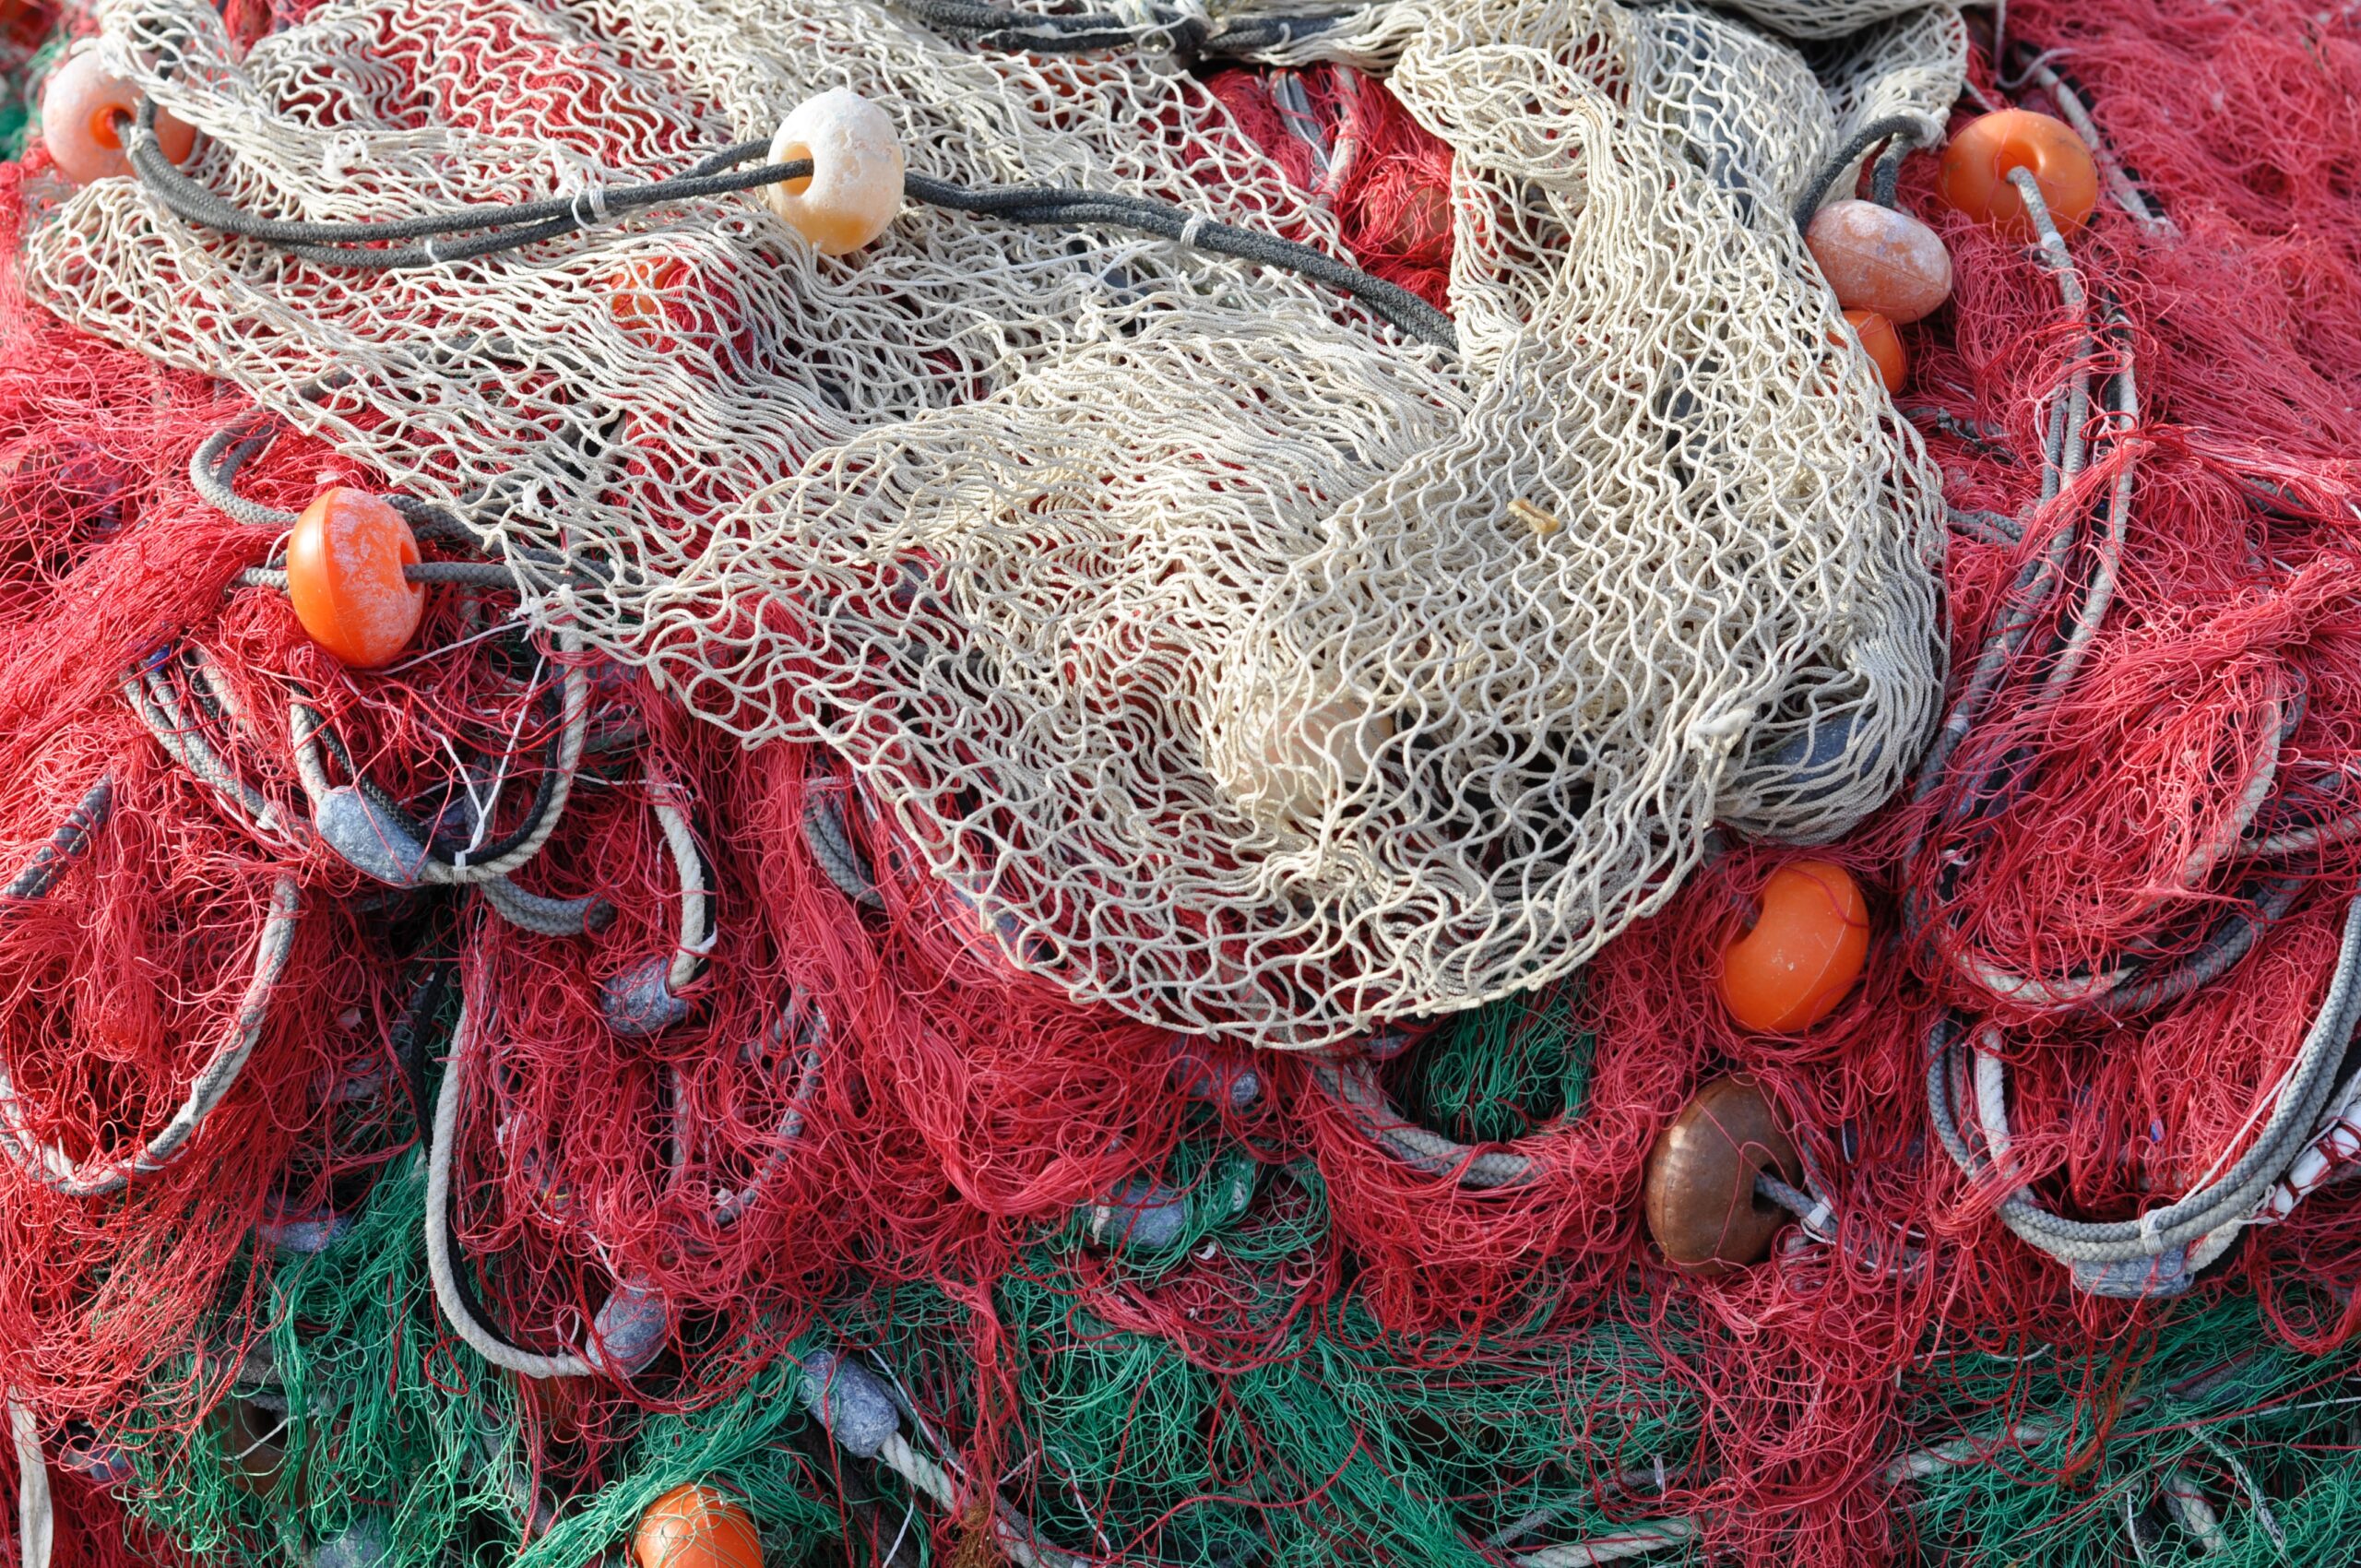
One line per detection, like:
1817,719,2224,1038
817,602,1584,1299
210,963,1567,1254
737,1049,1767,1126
29,0,1957,1046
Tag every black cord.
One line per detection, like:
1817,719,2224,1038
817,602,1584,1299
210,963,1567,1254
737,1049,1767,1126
896,0,1128,35
901,172,1457,347
896,0,1348,57
390,957,457,1139
1870,143,1905,209
125,104,1456,350
1792,113,1928,232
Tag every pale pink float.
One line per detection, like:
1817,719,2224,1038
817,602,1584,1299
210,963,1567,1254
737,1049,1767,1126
40,51,196,185
1805,198,1952,325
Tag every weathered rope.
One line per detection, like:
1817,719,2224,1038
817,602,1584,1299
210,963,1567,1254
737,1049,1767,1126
0,875,302,1197
125,107,1456,350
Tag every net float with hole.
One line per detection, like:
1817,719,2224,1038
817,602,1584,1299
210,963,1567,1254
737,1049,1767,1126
285,488,427,670
1643,1074,1803,1275
1716,861,1869,1033
764,88,905,256
1937,109,2099,238
40,50,195,185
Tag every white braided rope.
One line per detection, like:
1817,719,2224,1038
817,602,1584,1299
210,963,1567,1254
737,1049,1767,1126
424,997,599,1379
42,0,1953,1047
1513,1518,1695,1568
0,876,303,1197
8,1398,50,1568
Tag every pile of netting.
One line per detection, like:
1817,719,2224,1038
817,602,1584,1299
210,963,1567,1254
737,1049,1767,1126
6,0,2361,1565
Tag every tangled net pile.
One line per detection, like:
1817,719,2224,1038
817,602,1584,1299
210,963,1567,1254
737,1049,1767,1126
23,0,1956,1046
7,0,2361,1565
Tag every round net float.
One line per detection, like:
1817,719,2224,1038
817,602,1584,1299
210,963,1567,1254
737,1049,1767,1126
609,255,689,342
1805,198,1952,324
1203,661,1395,829
1643,1074,1802,1276
38,50,196,185
1936,109,2099,238
285,489,426,669
633,1484,762,1568
218,1394,293,1496
1164,1033,1262,1111
581,1276,675,1379
309,1517,391,1568
1717,860,1869,1033
1840,308,1906,397
763,89,904,257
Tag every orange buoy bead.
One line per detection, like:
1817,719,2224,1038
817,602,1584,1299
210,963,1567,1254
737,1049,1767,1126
1805,199,1952,324
1643,1075,1802,1275
40,51,196,186
285,488,426,669
635,1484,762,1568
1717,860,1869,1033
1936,109,2099,239
610,255,688,341
1841,308,1906,396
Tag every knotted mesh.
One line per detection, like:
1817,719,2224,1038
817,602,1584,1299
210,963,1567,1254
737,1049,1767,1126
30,0,1953,1045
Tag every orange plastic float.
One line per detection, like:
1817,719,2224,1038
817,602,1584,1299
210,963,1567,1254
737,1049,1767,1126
1936,109,2098,239
39,50,196,185
1805,199,1952,324
1716,861,1869,1033
634,1484,763,1568
285,488,426,669
610,255,689,341
1842,308,1906,395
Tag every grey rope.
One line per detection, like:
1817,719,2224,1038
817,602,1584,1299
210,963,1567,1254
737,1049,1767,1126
895,0,1350,56
0,876,301,1197
1791,113,1931,232
1902,173,2282,1025
653,793,711,993
9,1397,50,1568
429,980,821,1382
191,414,297,529
424,996,598,1378
802,784,885,911
799,1344,1082,1568
125,107,1455,351
1926,891,2361,1269
1308,1057,1536,1189
0,777,113,906
239,560,517,592
478,873,611,938
1511,1520,1696,1568
289,629,590,885
125,659,293,843
2005,46,2175,237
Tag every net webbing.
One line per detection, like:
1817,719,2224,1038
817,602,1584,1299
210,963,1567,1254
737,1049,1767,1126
27,0,1952,1047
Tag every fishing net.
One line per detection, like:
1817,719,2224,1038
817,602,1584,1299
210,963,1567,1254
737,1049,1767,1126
22,0,1956,1046
15,0,2361,1565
